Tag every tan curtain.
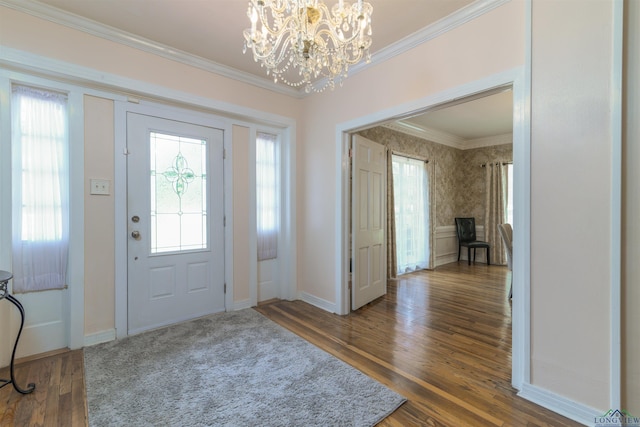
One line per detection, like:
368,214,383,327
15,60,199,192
426,160,436,269
484,162,506,265
386,149,397,279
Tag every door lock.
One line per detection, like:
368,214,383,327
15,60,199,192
131,230,141,240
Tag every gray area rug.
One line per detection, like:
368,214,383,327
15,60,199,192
84,309,406,426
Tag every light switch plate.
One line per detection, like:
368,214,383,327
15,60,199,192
90,179,110,195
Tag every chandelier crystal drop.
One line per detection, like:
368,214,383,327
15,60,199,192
243,0,373,93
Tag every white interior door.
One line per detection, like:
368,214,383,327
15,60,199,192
127,113,225,335
352,135,386,310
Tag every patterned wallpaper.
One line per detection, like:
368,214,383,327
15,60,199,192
357,127,513,227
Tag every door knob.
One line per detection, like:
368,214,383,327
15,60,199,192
131,230,141,240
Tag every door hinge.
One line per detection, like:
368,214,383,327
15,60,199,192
223,216,226,227
223,148,227,159
224,283,227,294
348,148,353,158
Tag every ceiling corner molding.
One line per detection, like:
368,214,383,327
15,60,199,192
462,133,513,150
296,0,511,94
1,0,509,98
383,123,513,151
0,0,304,99
345,0,511,79
383,122,466,149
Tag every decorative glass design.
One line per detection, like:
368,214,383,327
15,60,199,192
163,153,195,197
150,132,208,254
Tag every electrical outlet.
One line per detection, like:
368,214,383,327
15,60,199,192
90,179,110,195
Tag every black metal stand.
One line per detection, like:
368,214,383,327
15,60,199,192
0,271,36,394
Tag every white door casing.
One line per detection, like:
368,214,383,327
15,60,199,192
127,113,225,335
351,135,387,310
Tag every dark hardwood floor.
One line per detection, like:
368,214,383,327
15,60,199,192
0,262,581,426
0,349,86,426
257,263,581,427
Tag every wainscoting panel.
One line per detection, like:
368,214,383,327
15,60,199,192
258,258,279,302
435,225,486,267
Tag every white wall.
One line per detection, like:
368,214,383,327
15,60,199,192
298,1,525,306
232,125,253,307
84,95,115,338
623,0,640,414
1,0,635,420
0,5,302,342
529,0,617,411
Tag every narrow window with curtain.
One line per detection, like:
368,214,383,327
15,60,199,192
392,154,429,275
11,85,69,293
256,132,279,261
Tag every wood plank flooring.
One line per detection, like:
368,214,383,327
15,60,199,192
0,262,581,426
0,349,86,426
258,263,581,427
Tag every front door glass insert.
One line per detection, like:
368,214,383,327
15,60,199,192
149,132,208,253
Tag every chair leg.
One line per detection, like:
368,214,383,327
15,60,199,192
457,244,461,262
487,248,490,265
468,247,471,265
508,275,513,299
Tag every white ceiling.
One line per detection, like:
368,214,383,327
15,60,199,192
19,0,512,143
387,88,513,149
34,0,474,78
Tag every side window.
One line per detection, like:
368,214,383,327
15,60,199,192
11,85,69,292
256,132,279,261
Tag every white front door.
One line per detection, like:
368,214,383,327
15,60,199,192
127,113,225,335
351,135,386,310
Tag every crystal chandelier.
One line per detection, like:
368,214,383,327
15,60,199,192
243,0,373,93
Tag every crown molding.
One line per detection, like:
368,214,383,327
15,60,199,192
383,122,512,150
383,121,466,149
1,0,510,98
315,0,511,89
464,133,512,149
0,0,304,98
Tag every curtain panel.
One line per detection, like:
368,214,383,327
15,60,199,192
11,85,69,293
256,132,278,261
392,154,430,275
386,150,397,279
484,162,506,265
426,160,436,270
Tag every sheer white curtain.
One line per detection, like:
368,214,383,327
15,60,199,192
256,132,278,261
392,155,429,275
11,85,69,293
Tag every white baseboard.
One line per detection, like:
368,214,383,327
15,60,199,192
518,383,600,426
84,329,116,347
298,292,336,313
233,299,254,311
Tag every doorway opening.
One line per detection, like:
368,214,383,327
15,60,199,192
349,86,513,291
337,70,530,391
